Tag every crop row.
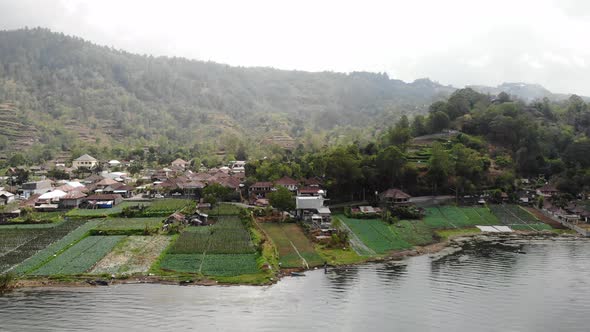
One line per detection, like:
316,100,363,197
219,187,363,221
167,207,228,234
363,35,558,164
144,199,194,215
32,236,125,275
260,223,323,268
66,202,150,217
1,219,90,273
169,217,254,255
12,219,103,275
339,215,411,254
93,217,164,232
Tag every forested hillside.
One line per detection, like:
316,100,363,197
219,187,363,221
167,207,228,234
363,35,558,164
0,28,455,163
243,88,590,200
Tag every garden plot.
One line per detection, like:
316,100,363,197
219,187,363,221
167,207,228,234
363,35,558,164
32,236,125,275
489,205,552,231
143,199,194,217
338,215,412,254
424,206,499,229
90,236,170,275
93,217,164,234
12,219,103,274
260,223,323,268
158,216,259,276
66,202,151,218
0,219,90,273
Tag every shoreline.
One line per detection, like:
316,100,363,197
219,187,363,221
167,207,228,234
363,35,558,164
5,230,582,291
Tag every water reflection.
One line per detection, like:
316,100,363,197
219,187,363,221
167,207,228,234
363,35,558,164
1,239,590,332
375,261,407,285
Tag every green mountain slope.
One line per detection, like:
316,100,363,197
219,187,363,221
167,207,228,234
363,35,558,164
0,28,454,161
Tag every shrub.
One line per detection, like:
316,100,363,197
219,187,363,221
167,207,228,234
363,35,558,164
0,273,14,291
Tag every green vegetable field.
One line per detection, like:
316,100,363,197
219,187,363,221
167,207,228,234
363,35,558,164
338,215,412,254
423,206,498,229
489,205,553,231
12,219,104,275
66,202,151,218
143,199,194,216
32,236,125,275
260,223,324,268
93,217,164,233
0,219,89,273
158,216,259,276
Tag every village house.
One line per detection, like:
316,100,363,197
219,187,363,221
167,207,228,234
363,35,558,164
380,188,411,206
107,160,121,168
59,191,87,209
249,181,274,198
102,183,135,198
297,186,326,197
0,190,15,205
537,184,559,198
275,176,299,192
94,178,120,193
230,160,246,173
171,158,190,170
295,195,331,228
20,180,52,199
85,194,124,208
72,154,99,169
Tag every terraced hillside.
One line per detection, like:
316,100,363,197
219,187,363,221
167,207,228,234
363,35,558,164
0,103,38,153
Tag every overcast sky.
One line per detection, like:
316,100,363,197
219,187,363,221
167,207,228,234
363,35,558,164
1,0,590,95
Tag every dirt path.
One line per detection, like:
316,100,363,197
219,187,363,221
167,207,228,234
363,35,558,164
289,240,309,269
338,220,376,256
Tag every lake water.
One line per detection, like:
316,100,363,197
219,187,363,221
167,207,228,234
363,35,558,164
1,238,589,332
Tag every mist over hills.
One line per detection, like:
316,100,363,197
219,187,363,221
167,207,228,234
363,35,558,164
0,28,583,161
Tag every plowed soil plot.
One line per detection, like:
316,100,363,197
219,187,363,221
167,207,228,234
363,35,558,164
90,236,170,275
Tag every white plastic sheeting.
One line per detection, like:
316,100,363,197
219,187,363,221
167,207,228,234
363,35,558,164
476,225,513,233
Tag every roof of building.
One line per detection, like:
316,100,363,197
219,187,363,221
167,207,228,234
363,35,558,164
38,190,67,200
0,190,15,197
298,187,321,194
251,181,274,188
62,192,87,200
381,188,411,199
171,158,189,165
96,178,119,186
86,194,123,201
539,184,559,192
275,176,299,186
74,154,97,162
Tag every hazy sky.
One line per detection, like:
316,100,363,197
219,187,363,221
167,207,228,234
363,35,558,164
1,0,590,95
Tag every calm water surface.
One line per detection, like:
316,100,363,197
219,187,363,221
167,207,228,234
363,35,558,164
1,238,589,332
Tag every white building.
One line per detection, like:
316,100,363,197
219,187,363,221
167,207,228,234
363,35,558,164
295,196,331,227
73,154,98,169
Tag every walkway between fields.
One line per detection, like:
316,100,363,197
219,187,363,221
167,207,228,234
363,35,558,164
289,241,309,269
337,219,376,256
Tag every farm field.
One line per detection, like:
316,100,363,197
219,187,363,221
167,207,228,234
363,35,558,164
93,217,164,234
207,203,242,216
158,216,259,276
391,220,436,246
143,199,194,217
90,236,170,275
489,205,553,231
0,219,89,273
32,236,125,275
7,211,65,224
260,223,323,268
337,215,412,254
66,201,151,218
423,206,498,229
12,219,104,274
